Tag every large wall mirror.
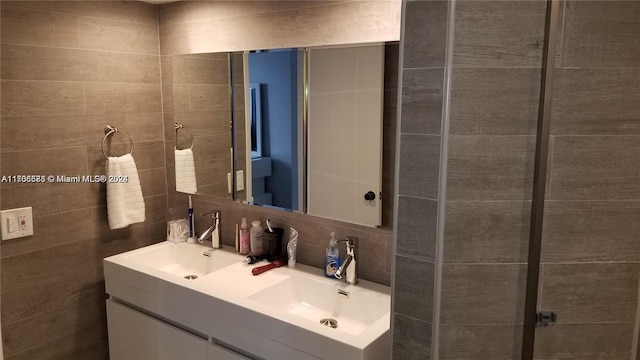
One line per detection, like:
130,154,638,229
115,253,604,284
170,42,398,228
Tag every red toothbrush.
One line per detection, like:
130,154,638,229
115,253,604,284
252,259,285,276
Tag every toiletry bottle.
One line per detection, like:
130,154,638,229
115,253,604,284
187,195,196,244
235,223,240,252
239,218,250,255
325,232,341,278
250,220,264,255
287,227,298,268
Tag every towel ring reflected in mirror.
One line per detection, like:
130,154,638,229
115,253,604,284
102,125,134,160
174,122,194,150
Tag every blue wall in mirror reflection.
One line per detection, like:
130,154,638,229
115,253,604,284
248,49,299,210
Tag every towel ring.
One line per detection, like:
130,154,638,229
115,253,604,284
174,122,194,150
102,125,134,160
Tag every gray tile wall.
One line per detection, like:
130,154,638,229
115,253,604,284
159,0,400,55
158,1,401,54
0,2,164,359
433,1,640,358
417,0,640,358
535,1,640,358
390,0,640,357
392,1,448,358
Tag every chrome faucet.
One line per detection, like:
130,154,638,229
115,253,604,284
334,236,358,285
198,210,221,248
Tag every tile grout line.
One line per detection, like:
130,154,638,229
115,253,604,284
1,111,164,119
443,261,640,266
397,194,439,202
1,80,162,87
438,321,634,326
159,0,357,28
0,141,166,154
393,311,433,325
547,135,555,200
558,0,567,69
400,132,445,137
395,253,437,264
2,4,159,27
2,42,160,57
538,263,545,314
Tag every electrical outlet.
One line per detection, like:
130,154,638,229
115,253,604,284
19,215,27,230
1,207,34,240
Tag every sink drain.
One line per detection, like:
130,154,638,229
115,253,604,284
320,318,338,329
184,275,198,280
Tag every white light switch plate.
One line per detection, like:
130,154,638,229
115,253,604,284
236,170,245,191
1,207,34,240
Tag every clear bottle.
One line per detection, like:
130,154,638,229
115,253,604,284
239,218,250,255
250,220,264,256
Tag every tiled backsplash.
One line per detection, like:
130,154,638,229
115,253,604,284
171,193,393,286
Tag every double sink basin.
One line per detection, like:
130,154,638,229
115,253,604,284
104,241,390,359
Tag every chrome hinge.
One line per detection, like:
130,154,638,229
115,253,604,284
536,311,557,326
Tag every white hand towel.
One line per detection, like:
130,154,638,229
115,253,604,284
175,148,198,194
106,153,146,230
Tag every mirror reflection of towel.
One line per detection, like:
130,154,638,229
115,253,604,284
175,148,197,194
106,154,146,229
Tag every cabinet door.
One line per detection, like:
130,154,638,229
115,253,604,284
107,300,207,360
307,44,385,227
207,342,249,360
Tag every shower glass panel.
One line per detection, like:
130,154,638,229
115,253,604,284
531,1,640,359
437,1,547,358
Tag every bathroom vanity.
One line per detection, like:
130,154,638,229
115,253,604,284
103,242,390,360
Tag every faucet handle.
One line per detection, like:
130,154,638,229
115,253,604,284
200,210,221,218
339,236,358,249
346,235,358,245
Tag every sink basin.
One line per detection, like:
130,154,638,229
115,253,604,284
248,272,389,336
119,241,237,279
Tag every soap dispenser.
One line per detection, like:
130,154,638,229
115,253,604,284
325,232,341,278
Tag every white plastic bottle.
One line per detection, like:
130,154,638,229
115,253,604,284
249,220,264,256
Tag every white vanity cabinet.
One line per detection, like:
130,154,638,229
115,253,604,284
106,299,247,360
